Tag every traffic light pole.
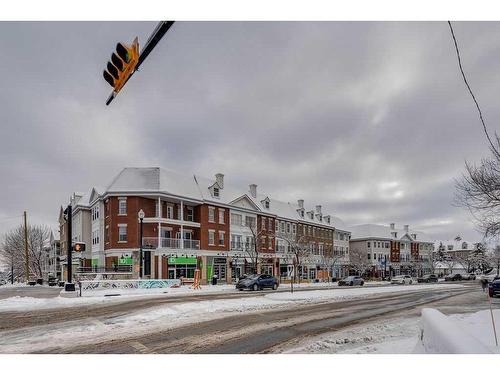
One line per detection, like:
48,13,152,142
65,205,75,292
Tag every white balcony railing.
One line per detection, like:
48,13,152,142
142,237,200,250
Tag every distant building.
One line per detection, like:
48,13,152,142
349,223,434,277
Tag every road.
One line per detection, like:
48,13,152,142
24,284,486,354
0,282,395,331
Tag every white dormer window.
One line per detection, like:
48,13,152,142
265,201,270,209
326,217,330,224
213,187,220,197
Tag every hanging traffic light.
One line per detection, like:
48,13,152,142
102,37,139,96
103,21,175,106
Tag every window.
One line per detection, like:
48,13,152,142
118,225,127,242
219,231,225,246
280,222,285,233
368,253,371,260
245,216,256,229
275,220,279,232
367,242,371,248
208,230,215,245
167,205,174,219
118,198,127,215
268,236,273,250
218,209,225,224
261,217,266,230
105,225,109,243
231,213,242,226
286,223,291,233
213,187,220,198
187,207,194,221
292,224,296,234
268,218,273,231
177,206,182,220
208,206,215,222
264,200,270,209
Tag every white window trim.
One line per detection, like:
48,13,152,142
208,206,215,223
118,198,127,216
118,224,128,243
218,208,225,224
208,229,216,246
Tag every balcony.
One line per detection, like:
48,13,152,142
230,241,254,251
142,237,200,250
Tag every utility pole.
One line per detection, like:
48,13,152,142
24,211,29,284
64,205,75,292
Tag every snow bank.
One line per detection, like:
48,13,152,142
420,308,499,353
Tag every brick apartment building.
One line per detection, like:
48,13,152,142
60,167,351,284
349,223,435,277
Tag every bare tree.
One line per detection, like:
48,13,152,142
244,218,266,274
349,247,371,277
275,230,310,286
456,135,500,238
0,224,51,281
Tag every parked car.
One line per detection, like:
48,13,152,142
488,279,500,298
444,273,463,281
236,274,279,291
338,276,364,286
461,273,476,281
417,274,438,283
391,275,415,284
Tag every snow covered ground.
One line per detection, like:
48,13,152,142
276,315,421,354
276,307,500,354
0,283,463,353
0,282,454,312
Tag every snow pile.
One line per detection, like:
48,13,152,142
420,308,500,353
277,316,420,354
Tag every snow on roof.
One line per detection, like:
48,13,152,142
434,239,478,251
350,223,433,243
102,167,348,231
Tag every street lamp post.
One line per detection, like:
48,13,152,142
138,209,145,279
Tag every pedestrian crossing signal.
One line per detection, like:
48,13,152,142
73,243,86,252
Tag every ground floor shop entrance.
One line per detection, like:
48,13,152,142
167,256,197,279
212,258,226,282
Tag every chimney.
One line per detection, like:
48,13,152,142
404,224,409,232
215,173,224,189
298,199,304,209
249,184,257,198
315,205,322,214
390,223,395,230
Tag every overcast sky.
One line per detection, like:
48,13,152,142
0,21,498,243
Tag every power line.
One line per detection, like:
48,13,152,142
447,21,500,158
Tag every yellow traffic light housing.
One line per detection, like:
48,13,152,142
103,37,139,94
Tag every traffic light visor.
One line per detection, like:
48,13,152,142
103,70,115,87
116,43,130,63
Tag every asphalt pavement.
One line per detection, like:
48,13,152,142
33,285,483,354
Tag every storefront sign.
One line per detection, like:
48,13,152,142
168,256,197,265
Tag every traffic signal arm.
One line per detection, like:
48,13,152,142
103,21,175,105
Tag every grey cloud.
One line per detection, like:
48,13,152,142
1,21,498,247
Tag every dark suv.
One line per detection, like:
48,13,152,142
417,274,438,283
444,273,463,281
489,279,500,298
236,274,279,291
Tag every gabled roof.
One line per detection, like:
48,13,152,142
101,167,348,231
350,223,433,243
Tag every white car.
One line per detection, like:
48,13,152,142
391,275,415,285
